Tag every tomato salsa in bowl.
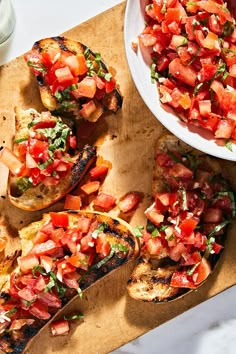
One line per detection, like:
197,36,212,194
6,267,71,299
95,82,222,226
124,0,236,160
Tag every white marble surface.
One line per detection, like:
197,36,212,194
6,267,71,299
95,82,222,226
1,1,236,353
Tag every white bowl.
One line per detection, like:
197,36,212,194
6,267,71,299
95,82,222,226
124,0,236,161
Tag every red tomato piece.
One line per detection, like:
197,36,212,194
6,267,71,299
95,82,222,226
51,320,70,337
38,291,62,309
168,58,197,87
89,164,109,179
50,212,69,228
64,194,82,210
0,147,24,175
96,233,111,257
144,203,164,226
55,66,74,83
170,270,196,289
118,191,141,213
80,181,100,195
29,300,51,320
30,240,58,257
192,257,211,285
18,254,39,273
179,218,198,238
146,237,163,255
93,192,116,211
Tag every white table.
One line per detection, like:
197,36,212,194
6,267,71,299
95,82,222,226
1,1,236,353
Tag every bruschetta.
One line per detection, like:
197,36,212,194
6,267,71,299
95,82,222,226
0,210,137,353
24,36,123,121
127,134,235,302
0,107,97,211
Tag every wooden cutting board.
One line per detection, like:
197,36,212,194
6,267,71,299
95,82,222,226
1,2,236,353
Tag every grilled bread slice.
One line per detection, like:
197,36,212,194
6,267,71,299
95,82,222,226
24,36,123,121
127,133,235,302
0,211,138,354
1,107,97,211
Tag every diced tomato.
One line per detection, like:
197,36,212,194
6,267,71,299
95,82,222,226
170,269,196,288
18,254,39,273
93,192,116,211
64,194,82,210
145,203,164,226
51,320,70,336
146,237,163,255
77,216,92,234
168,163,193,180
80,181,100,195
168,58,197,86
105,77,116,93
71,77,97,99
118,191,141,213
169,242,187,262
63,271,81,288
79,100,97,119
181,251,201,266
30,240,58,257
96,233,111,257
40,255,53,273
179,218,198,238
29,300,51,320
50,212,69,228
0,147,24,175
38,291,62,308
89,164,109,179
55,66,74,83
18,287,37,302
192,257,211,285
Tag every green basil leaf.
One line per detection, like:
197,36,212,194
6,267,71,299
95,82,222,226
64,313,84,321
133,225,144,238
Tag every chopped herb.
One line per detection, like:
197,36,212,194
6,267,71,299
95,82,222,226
151,228,160,238
187,261,200,276
16,177,32,192
45,271,67,298
133,225,144,238
160,0,167,14
32,265,47,277
167,150,182,163
27,61,46,74
4,307,17,317
151,63,161,83
64,313,84,321
21,299,34,308
225,139,233,152
91,222,108,239
193,82,203,96
208,220,231,239
188,47,200,65
14,137,28,143
177,38,188,49
178,187,187,210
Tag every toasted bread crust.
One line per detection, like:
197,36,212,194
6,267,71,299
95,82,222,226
28,36,123,119
7,108,97,211
0,211,137,353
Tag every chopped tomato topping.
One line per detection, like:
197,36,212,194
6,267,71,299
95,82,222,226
93,192,116,211
118,191,142,213
80,181,100,195
89,164,109,179
64,194,82,210
51,320,70,336
139,0,236,143
50,212,69,228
